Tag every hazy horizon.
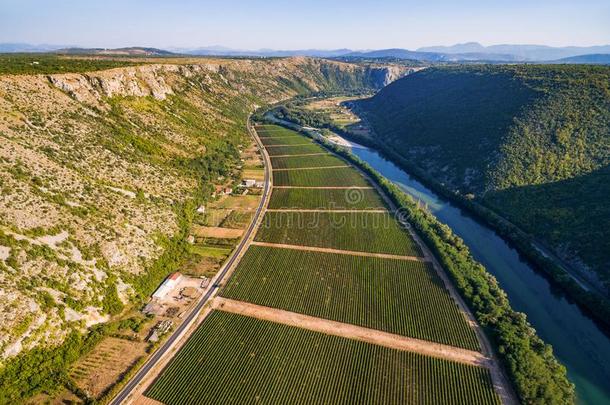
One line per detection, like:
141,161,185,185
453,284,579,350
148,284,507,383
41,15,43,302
1,0,609,50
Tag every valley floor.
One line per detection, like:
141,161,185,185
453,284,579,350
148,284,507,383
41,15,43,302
133,124,515,405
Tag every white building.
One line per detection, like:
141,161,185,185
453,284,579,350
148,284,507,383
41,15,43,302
152,272,182,300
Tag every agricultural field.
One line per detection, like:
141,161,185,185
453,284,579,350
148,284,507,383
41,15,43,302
145,311,499,405
242,167,264,181
260,135,312,146
268,187,386,210
70,337,147,399
255,124,297,136
255,211,423,256
264,143,328,156
222,245,479,349
255,124,301,137
184,190,259,278
270,154,346,169
273,166,368,187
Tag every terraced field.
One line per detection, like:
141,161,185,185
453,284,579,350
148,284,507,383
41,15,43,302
269,187,386,209
260,135,313,146
271,153,346,169
255,125,301,137
273,166,368,187
145,311,499,405
222,245,479,349
265,143,328,156
255,211,423,256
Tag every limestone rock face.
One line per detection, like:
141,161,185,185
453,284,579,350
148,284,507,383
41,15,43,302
47,64,179,105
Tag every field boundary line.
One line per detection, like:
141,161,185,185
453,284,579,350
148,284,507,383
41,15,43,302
265,209,387,213
273,165,350,171
259,135,305,139
251,241,428,261
213,298,490,367
273,186,374,189
264,143,314,147
270,152,330,157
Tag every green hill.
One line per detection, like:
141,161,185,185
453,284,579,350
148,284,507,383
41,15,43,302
357,65,610,291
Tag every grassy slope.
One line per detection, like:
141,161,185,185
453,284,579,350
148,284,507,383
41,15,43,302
358,65,610,287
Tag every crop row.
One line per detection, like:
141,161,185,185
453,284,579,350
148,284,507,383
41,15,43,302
260,135,312,146
265,143,328,156
255,211,423,256
270,153,346,169
268,187,386,210
222,245,479,350
255,124,300,137
145,311,499,405
273,166,369,187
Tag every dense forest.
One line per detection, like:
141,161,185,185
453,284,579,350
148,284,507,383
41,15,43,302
356,65,610,295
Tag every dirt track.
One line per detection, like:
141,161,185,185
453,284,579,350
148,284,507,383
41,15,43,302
265,209,387,213
251,241,428,261
272,185,374,189
270,152,329,158
272,165,349,171
213,297,490,367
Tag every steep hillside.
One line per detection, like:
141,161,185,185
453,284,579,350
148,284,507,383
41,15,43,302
0,56,391,369
357,65,610,290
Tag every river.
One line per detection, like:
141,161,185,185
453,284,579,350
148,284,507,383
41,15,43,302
340,139,610,404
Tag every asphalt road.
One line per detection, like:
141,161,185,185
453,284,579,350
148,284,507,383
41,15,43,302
110,117,270,405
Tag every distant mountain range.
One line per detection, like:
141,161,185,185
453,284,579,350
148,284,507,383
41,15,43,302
1,42,609,63
551,53,610,64
168,46,354,58
417,42,610,61
54,47,174,56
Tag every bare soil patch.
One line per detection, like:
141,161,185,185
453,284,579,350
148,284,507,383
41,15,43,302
242,168,264,181
71,337,147,399
251,241,427,262
192,225,243,238
213,298,489,367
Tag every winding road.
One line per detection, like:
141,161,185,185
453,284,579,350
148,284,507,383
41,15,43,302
109,116,271,405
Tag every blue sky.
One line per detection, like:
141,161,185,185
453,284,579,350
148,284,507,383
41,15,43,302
1,0,609,49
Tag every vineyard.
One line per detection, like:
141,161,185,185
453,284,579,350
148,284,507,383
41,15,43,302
272,166,369,187
145,311,499,405
221,245,479,350
270,154,346,169
255,125,301,137
260,135,313,146
255,211,423,256
265,143,328,156
142,123,498,404
268,187,386,209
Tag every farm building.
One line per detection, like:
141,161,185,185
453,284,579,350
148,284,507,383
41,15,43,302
152,272,183,300
242,179,256,187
